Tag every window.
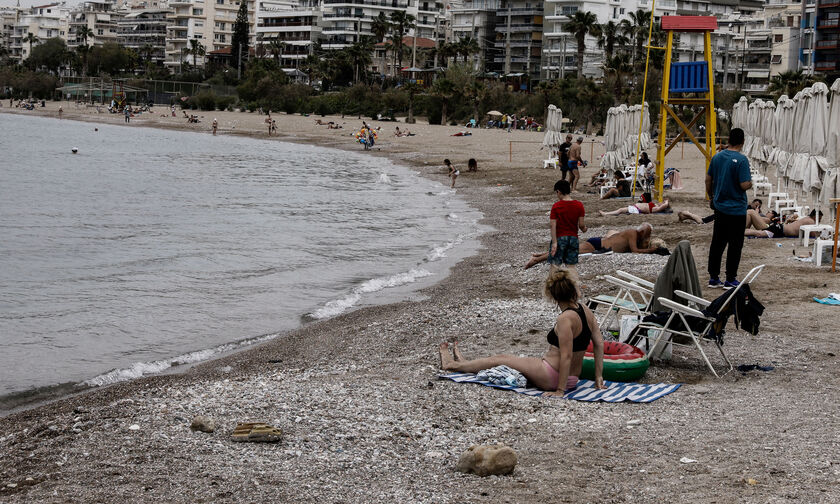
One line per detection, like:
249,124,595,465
193,8,203,14
613,7,617,18
774,34,783,43
195,21,203,27
195,33,203,39
216,0,224,4
771,54,782,64
620,7,625,14
97,29,103,35
787,16,793,27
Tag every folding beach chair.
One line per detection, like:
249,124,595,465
587,274,654,330
630,264,765,378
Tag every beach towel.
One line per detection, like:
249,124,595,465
439,373,680,403
813,293,840,305
476,365,527,387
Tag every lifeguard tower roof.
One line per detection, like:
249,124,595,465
660,16,718,32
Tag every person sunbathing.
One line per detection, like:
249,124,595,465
678,208,778,227
599,196,670,216
600,170,632,199
438,269,605,394
524,224,658,269
744,210,820,238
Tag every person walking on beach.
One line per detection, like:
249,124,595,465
558,135,572,179
548,179,586,284
58,105,63,119
212,118,218,135
706,127,752,289
568,137,584,192
124,107,130,123
445,159,459,188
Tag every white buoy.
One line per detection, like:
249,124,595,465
71,147,78,154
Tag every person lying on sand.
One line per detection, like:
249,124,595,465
744,210,821,238
524,224,659,269
599,197,670,216
678,208,779,228
438,269,605,394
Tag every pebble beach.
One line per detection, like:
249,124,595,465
1,103,839,503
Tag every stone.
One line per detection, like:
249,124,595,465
190,416,216,433
456,444,517,477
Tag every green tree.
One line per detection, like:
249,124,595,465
23,32,39,57
370,12,391,76
430,77,456,125
230,0,250,76
457,37,480,65
347,37,374,84
26,37,67,74
621,9,651,67
463,79,486,124
267,37,284,65
190,38,206,72
389,11,415,76
564,11,600,78
597,21,628,62
767,70,815,99
403,81,422,123
87,42,131,75
300,54,319,86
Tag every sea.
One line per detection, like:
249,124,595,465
0,113,484,412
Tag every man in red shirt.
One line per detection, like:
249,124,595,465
549,180,587,281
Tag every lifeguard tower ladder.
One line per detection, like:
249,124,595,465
652,16,719,200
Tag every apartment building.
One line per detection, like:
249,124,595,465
540,0,676,81
319,0,444,50
255,0,320,71
764,0,803,78
813,0,840,73
117,8,171,65
165,0,256,70
67,1,121,52
449,0,500,71
1,7,21,53
490,0,545,83
11,2,71,60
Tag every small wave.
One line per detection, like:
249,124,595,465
308,268,433,320
83,333,279,387
377,173,392,185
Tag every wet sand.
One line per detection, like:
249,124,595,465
1,102,839,503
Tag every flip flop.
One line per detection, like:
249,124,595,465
231,422,283,443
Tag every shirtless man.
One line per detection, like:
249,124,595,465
744,210,821,238
679,208,778,228
568,136,584,192
524,224,658,269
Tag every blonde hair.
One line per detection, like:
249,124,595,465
650,238,666,249
544,269,578,305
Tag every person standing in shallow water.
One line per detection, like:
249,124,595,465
706,128,752,290
212,118,218,135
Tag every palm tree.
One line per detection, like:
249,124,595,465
370,12,391,76
77,26,93,47
463,80,486,125
597,21,628,62
23,32,39,58
267,37,284,65
603,52,633,99
430,78,456,125
300,54,319,86
621,9,651,66
389,11,416,76
457,37,481,66
403,81,422,124
180,46,191,73
767,70,814,99
347,36,374,84
189,39,206,72
437,41,458,68
564,11,600,78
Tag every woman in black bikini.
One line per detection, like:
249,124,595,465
439,269,606,395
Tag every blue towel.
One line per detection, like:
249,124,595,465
440,373,680,403
813,296,840,305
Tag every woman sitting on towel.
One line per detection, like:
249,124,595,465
439,269,605,395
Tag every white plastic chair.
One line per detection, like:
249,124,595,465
813,238,836,266
631,264,765,378
768,192,788,208
543,157,559,169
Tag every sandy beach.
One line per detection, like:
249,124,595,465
1,102,839,503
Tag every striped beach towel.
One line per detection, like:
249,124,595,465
440,372,680,403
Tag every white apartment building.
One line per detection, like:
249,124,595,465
67,0,122,51
11,2,71,61
165,0,256,70
118,8,171,65
319,0,444,50
1,7,21,53
541,0,679,81
255,0,320,71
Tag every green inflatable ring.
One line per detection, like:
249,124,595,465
580,341,649,382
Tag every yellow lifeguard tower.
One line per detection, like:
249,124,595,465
647,16,719,200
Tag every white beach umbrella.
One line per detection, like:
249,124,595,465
827,79,840,167
542,104,564,150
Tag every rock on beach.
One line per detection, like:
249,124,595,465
456,444,518,477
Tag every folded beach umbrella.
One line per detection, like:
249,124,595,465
542,104,565,150
827,79,840,168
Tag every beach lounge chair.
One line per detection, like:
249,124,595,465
630,264,765,377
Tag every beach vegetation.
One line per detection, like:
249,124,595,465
25,37,68,75
230,0,250,76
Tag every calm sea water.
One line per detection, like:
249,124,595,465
0,114,482,409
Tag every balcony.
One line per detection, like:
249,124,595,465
818,20,840,29
495,8,543,16
819,0,840,5
742,84,769,92
815,61,837,70
494,24,541,33
817,39,840,49
323,0,410,8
